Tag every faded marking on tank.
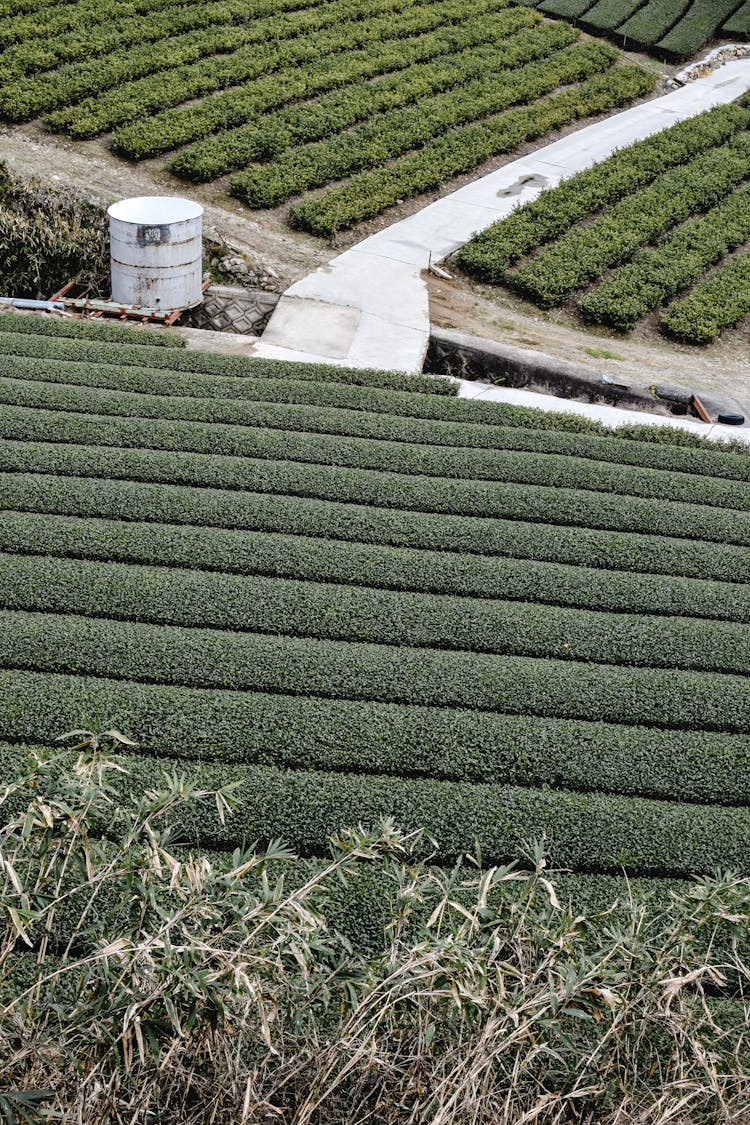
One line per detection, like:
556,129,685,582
136,224,171,246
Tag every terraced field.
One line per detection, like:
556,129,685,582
2,311,750,939
512,0,750,60
0,0,654,233
458,98,750,344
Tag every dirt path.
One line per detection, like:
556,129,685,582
0,123,332,288
428,273,750,407
2,99,748,404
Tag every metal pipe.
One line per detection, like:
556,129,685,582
0,297,66,310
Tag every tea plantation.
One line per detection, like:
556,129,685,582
0,0,654,230
458,98,750,344
1,311,750,937
511,0,750,60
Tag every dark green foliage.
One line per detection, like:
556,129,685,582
4,432,750,548
539,0,596,16
0,0,318,79
456,102,750,281
723,0,750,35
580,0,644,31
508,134,750,306
170,17,565,181
616,0,691,48
5,471,750,584
577,182,750,329
5,382,750,515
4,510,750,623
5,743,748,876
0,330,456,393
286,66,654,234
5,606,750,734
0,311,184,347
113,7,539,159
4,391,750,522
0,0,185,51
0,360,468,419
37,0,517,137
3,352,750,480
3,671,750,807
4,322,750,887
4,550,750,675
1,0,428,119
231,41,614,208
458,98,750,342
656,0,745,61
113,757,750,875
660,248,750,344
510,0,745,57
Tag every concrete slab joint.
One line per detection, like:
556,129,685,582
249,56,750,409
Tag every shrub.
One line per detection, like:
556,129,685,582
286,66,653,234
5,471,749,583
5,606,750,734
0,162,108,297
3,745,750,1124
5,508,750,622
2,669,750,805
5,380,750,514
457,101,750,282
3,431,749,547
0,310,184,346
660,248,750,344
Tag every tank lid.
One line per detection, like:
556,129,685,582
107,196,203,225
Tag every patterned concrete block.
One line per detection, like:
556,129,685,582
187,284,279,336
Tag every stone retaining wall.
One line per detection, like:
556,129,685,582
426,327,668,413
186,284,279,336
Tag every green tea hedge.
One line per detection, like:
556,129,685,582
4,608,750,733
456,103,750,281
3,669,749,805
4,472,749,583
113,6,538,159
660,248,750,344
13,747,749,875
0,312,185,347
508,134,750,307
4,387,750,513
3,551,748,674
3,434,749,547
0,332,455,395
2,353,749,480
4,510,748,622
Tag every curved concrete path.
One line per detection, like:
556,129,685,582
254,58,750,376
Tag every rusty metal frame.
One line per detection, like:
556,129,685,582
46,278,211,325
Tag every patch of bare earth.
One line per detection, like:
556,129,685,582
2,39,747,407
0,122,331,289
428,270,750,407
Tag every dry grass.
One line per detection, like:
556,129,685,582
1,736,750,1124
0,162,108,298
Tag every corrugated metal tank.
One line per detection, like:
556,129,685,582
108,196,204,312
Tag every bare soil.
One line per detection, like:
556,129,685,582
0,123,331,290
428,271,750,408
2,38,747,410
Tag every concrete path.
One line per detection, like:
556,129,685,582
459,379,750,445
254,58,750,374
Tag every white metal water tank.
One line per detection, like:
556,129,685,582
107,196,203,312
